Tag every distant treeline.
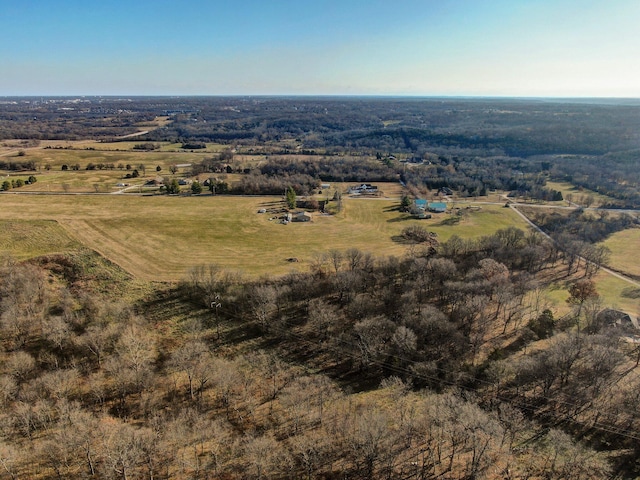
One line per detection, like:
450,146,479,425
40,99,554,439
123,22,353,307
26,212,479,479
139,97,640,157
551,151,640,208
0,159,37,171
2,96,639,206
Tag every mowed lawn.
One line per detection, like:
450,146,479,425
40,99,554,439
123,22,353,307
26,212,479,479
0,195,529,281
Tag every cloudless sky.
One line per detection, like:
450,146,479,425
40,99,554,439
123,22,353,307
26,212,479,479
1,0,639,96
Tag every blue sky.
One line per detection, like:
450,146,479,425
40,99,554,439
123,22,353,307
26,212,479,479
1,0,639,96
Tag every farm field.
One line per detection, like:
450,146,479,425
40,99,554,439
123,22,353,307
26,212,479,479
1,192,636,315
2,147,206,193
0,219,82,258
0,194,528,281
600,228,640,279
3,144,396,195
591,270,640,316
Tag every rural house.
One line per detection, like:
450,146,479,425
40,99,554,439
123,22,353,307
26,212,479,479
428,202,447,213
348,184,378,194
414,199,427,210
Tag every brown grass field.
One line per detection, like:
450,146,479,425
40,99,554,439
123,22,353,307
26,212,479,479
600,228,640,279
0,193,529,282
1,191,637,316
546,180,616,207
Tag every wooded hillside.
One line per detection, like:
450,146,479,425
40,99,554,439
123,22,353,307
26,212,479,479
1,225,639,479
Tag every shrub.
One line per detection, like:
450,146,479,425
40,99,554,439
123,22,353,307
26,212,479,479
401,225,434,243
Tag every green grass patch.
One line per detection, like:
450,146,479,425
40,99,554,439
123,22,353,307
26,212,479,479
540,269,640,320
591,271,640,316
0,219,82,259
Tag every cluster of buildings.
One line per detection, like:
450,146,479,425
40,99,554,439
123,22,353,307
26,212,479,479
414,199,447,213
348,183,379,195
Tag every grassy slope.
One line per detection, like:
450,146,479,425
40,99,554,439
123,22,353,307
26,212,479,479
0,219,82,258
546,180,616,207
0,195,528,281
600,228,640,279
592,271,640,316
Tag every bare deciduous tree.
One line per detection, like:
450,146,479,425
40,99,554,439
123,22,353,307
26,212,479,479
169,340,212,401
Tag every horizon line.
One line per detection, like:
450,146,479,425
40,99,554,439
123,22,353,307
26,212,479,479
2,93,640,101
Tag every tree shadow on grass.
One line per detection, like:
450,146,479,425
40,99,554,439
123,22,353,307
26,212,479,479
386,214,417,223
383,205,403,213
622,287,640,299
391,235,415,245
434,216,461,227
258,200,283,207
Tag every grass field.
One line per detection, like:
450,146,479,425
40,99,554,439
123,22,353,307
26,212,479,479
0,194,529,281
4,146,382,194
591,271,640,317
544,270,639,319
0,219,82,259
2,147,214,193
2,146,637,315
546,180,616,207
600,228,640,279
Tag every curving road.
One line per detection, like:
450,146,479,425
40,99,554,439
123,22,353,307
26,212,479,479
509,203,640,289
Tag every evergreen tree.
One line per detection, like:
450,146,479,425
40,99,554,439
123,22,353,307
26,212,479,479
286,186,296,209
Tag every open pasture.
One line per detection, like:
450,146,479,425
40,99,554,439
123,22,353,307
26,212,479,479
18,146,210,169
600,228,640,279
590,271,640,316
2,147,211,193
546,180,616,207
0,219,82,259
0,194,529,281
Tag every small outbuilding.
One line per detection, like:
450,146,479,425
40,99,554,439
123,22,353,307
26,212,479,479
414,199,428,210
292,211,312,222
428,202,447,213
597,309,637,329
